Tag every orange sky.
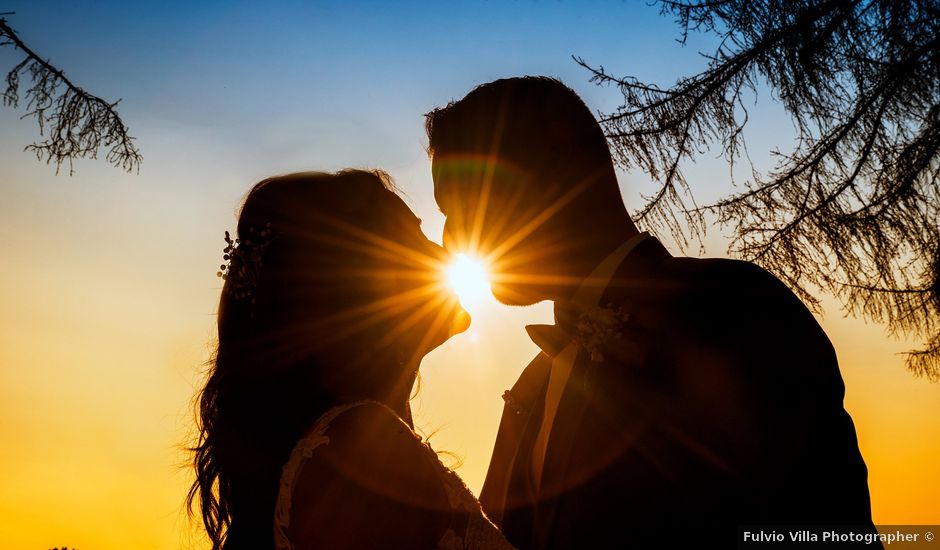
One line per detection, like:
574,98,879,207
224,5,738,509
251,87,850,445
0,172,936,549
1,3,938,547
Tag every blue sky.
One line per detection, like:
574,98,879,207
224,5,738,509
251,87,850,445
2,1,730,180
6,3,934,548
2,0,788,239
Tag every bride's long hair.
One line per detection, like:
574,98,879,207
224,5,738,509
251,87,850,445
188,170,427,549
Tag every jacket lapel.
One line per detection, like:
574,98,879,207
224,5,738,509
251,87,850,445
532,349,592,549
480,352,551,530
533,236,673,547
483,237,673,548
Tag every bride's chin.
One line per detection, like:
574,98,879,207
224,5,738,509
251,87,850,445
450,307,471,336
417,305,471,355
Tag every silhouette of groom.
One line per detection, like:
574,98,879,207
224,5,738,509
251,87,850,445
427,77,877,549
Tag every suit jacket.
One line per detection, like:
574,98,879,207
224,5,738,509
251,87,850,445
479,237,877,549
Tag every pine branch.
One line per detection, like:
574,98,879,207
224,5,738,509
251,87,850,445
0,16,141,175
582,0,940,377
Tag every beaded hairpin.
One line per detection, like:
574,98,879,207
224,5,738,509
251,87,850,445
217,222,276,304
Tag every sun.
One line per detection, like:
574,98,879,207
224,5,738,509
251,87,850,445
445,253,492,308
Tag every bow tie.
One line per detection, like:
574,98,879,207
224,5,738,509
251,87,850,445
525,323,571,358
525,301,583,358
527,301,638,362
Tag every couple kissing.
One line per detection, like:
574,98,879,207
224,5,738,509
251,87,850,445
190,76,878,550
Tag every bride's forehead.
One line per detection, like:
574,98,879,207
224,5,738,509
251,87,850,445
380,192,421,226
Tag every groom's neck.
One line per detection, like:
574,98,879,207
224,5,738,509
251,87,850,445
548,214,639,302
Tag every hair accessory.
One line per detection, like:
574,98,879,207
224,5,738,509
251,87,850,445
217,222,276,303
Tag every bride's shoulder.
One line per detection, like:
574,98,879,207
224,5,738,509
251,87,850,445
306,401,423,459
318,401,438,479
312,400,414,437
288,401,444,496
281,402,451,548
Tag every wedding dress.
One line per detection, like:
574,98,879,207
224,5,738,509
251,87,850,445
273,400,516,550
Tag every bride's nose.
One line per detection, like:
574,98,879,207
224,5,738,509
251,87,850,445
441,221,457,253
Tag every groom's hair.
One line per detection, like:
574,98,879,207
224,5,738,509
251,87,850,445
425,76,620,202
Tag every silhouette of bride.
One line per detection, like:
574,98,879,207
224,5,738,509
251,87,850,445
189,170,515,549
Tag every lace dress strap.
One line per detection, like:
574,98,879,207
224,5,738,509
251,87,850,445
273,399,394,550
273,399,516,550
433,461,517,550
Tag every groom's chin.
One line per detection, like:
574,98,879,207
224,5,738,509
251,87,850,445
490,284,543,307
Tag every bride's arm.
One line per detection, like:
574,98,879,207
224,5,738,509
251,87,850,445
284,403,452,549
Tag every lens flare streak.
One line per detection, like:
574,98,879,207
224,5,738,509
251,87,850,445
445,254,491,308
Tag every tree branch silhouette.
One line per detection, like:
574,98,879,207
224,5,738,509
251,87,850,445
0,15,141,175
579,0,940,378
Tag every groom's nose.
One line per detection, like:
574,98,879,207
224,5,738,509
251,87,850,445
441,221,456,252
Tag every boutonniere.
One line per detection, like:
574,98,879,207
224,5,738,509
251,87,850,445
574,304,632,362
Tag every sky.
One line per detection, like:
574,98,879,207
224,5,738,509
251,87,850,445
0,1,938,548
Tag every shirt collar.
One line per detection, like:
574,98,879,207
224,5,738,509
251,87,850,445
569,231,651,308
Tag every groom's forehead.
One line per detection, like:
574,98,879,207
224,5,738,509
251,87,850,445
432,153,528,187
433,157,538,221
432,153,484,179
431,155,482,202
